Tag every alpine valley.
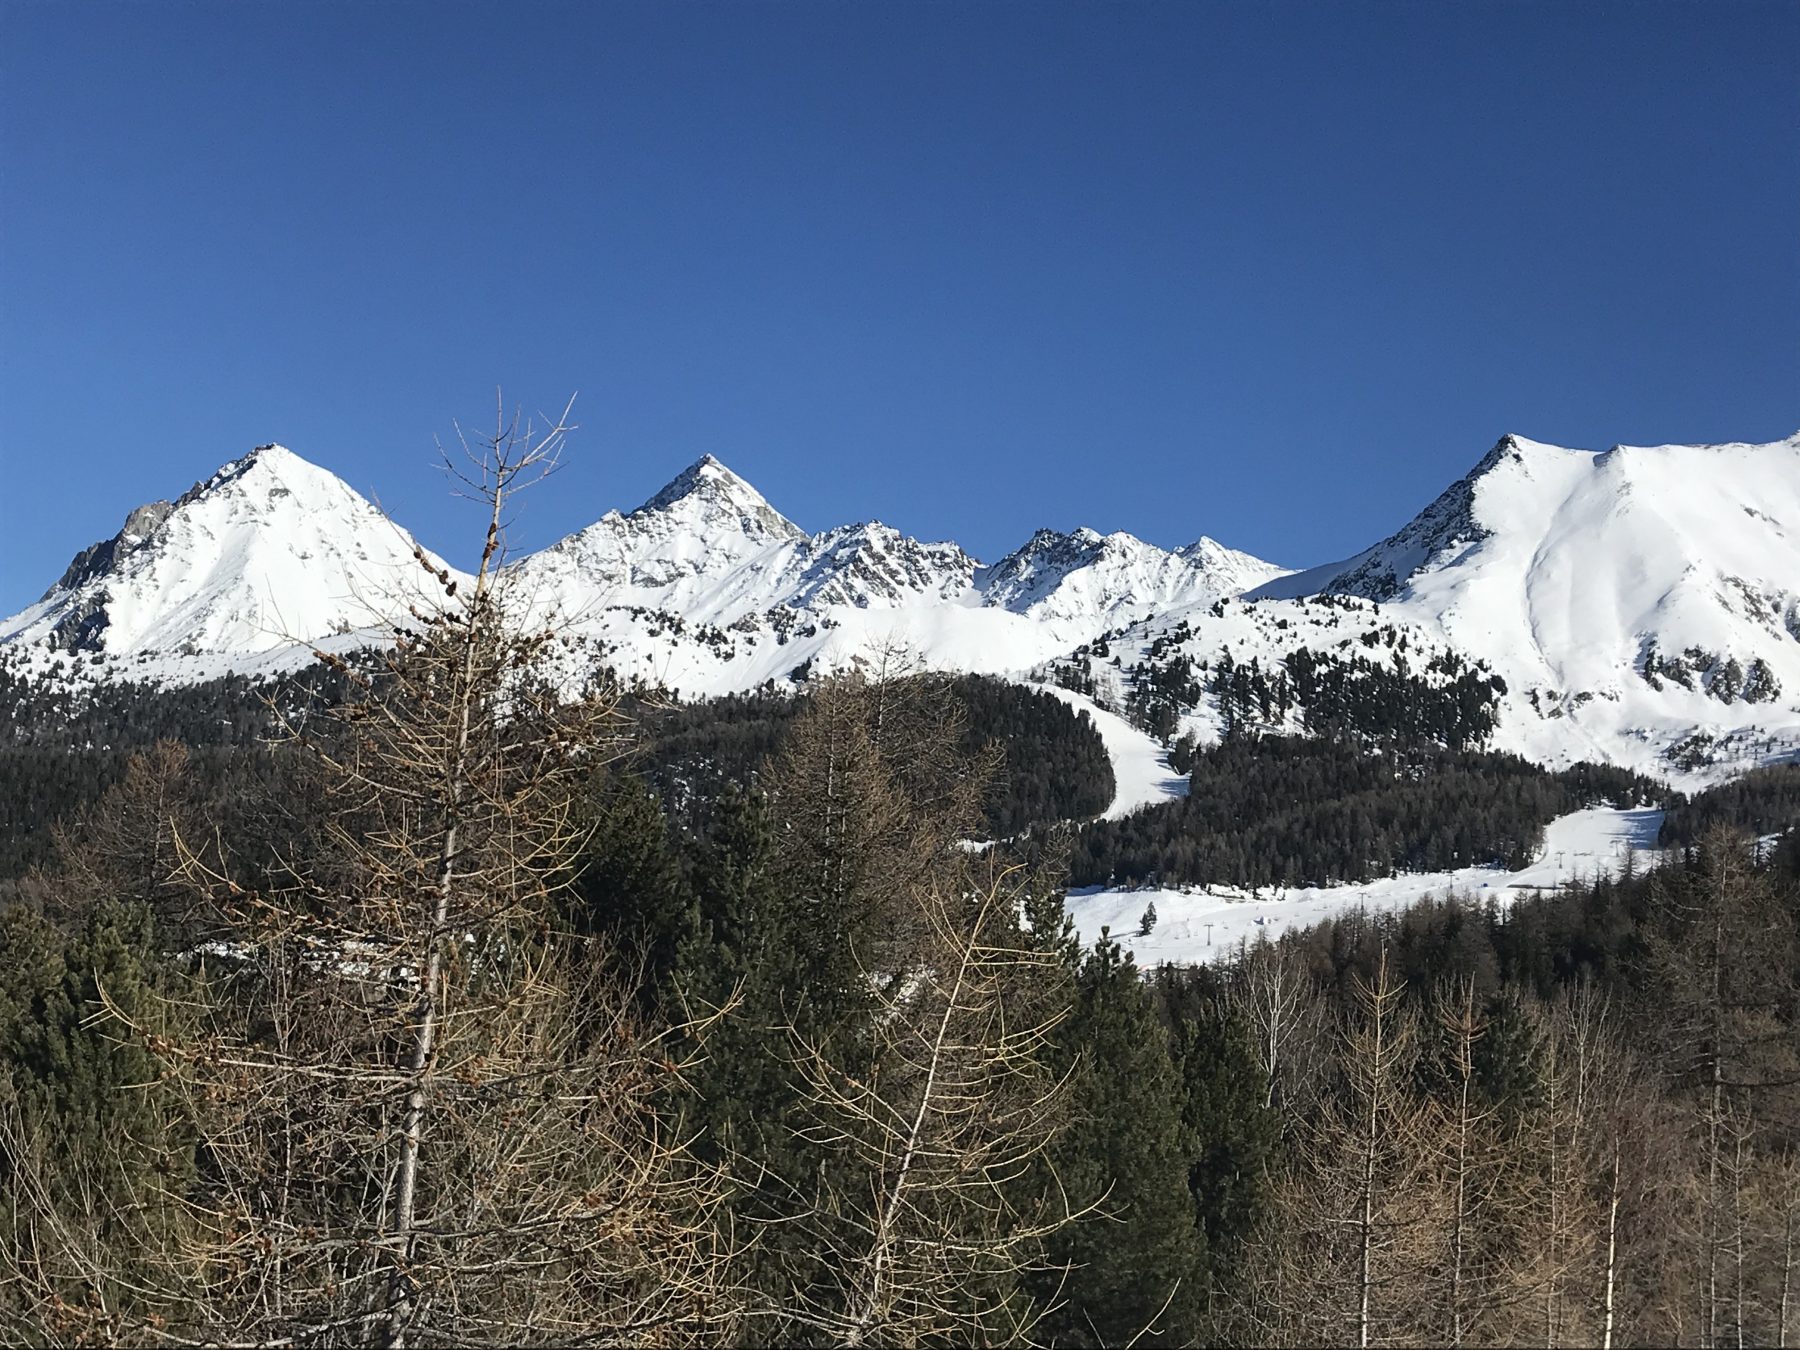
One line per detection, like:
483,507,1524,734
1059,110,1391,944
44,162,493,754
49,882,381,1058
6,431,1800,790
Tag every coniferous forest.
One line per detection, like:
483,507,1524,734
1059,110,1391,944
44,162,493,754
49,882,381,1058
3,433,1798,1347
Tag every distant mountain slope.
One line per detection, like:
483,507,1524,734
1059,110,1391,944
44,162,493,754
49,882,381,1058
5,430,1799,786
502,455,1275,693
509,456,978,629
979,527,1287,633
1241,433,1800,776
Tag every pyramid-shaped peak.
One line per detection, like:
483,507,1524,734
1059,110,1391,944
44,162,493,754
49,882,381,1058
641,453,754,507
635,454,802,540
223,442,307,476
172,441,362,513
1468,433,1586,477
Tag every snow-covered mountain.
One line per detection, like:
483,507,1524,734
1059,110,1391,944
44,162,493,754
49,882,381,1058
1239,434,1800,774
6,431,1800,785
500,455,1288,693
980,527,1286,631
509,456,977,629
2,445,467,658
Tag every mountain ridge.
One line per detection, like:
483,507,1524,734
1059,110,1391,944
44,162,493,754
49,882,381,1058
7,431,1800,786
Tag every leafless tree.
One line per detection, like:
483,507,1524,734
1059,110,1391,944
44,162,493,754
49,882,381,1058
783,856,1081,1346
0,398,740,1346
1242,946,1443,1347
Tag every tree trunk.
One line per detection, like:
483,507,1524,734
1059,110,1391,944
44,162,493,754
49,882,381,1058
381,474,504,1349
1601,1140,1620,1350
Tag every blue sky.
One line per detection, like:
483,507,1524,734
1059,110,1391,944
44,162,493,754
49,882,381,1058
2,1,1795,612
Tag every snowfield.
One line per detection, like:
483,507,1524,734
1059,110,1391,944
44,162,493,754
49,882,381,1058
1061,806,1666,966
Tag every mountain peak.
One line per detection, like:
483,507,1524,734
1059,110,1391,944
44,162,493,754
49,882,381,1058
6,442,462,657
635,454,802,540
640,453,751,506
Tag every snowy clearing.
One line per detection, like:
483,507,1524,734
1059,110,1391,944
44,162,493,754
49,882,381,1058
1063,805,1665,965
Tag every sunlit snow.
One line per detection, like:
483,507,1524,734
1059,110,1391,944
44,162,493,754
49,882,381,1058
1065,806,1666,966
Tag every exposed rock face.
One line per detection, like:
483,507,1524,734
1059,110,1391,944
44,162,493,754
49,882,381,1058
44,500,176,603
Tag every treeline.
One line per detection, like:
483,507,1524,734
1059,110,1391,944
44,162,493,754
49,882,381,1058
624,673,1114,837
0,659,362,884
1060,735,1661,889
0,662,1114,885
7,696,1793,1345
1660,763,1800,848
0,652,364,749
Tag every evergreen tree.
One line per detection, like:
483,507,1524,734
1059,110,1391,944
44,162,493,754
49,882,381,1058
1038,935,1208,1346
566,771,694,1001
1157,967,1279,1318
674,786,806,1171
0,901,192,1335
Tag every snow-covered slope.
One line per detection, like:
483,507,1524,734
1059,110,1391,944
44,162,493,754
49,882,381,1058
7,431,1800,786
1035,684,1190,819
1243,433,1800,779
510,456,979,630
1065,805,1667,965
505,456,1276,694
2,445,466,657
979,527,1288,636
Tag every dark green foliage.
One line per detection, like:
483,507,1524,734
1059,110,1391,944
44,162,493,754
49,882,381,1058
0,650,362,751
0,747,125,879
618,688,801,836
1124,651,1202,742
1207,643,1505,749
1258,833,1799,1018
0,900,191,1323
564,773,696,999
0,902,169,1160
1062,736,1662,890
953,676,1114,832
629,675,1112,838
1152,965,1277,1312
1658,762,1800,847
0,654,362,885
1036,936,1207,1347
671,787,810,1184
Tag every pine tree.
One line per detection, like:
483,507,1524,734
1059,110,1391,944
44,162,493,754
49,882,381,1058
567,770,694,1001
1037,935,1208,1346
0,901,192,1337
669,785,822,1328
1158,967,1279,1322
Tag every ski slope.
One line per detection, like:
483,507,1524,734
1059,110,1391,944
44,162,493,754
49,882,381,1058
1035,684,1189,819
